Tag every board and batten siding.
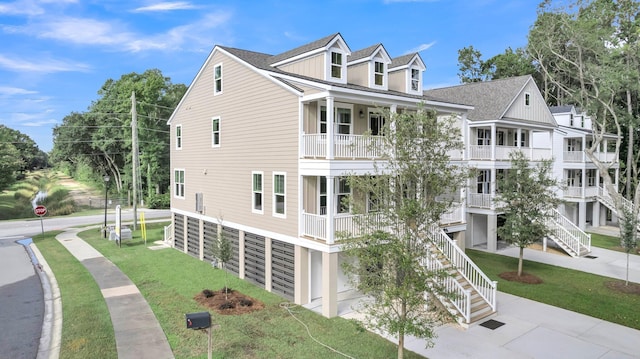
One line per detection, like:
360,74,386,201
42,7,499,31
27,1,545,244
170,50,300,238
388,69,406,94
503,81,556,126
278,53,325,80
347,62,368,87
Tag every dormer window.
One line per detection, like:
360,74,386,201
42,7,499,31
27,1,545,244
374,61,384,86
411,68,420,91
570,114,574,126
331,52,343,79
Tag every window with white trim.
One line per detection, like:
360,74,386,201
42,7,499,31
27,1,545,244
587,169,597,187
252,171,263,213
336,177,351,214
477,128,491,145
566,169,582,187
214,63,222,95
524,92,531,106
331,51,343,79
175,125,182,149
273,172,286,217
174,169,185,198
212,117,220,147
320,105,352,134
477,170,490,194
319,177,327,215
410,68,420,91
374,61,384,86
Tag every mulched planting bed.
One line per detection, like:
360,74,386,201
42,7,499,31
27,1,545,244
604,281,640,295
194,288,265,315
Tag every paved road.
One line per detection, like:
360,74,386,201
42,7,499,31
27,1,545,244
0,209,171,238
0,237,44,359
0,209,170,359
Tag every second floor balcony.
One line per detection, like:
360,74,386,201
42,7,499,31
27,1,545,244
563,150,617,163
469,145,552,161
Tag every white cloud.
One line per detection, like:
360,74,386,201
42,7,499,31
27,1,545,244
133,1,197,12
0,86,38,96
0,0,44,16
21,119,59,127
405,41,436,54
0,54,90,73
6,11,232,53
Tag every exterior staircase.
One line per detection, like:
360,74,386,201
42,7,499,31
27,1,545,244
545,209,591,257
420,226,497,327
598,186,640,231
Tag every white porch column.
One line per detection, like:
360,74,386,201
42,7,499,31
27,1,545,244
581,169,586,198
578,202,587,230
592,201,601,227
490,169,496,210
326,175,335,244
582,135,587,162
491,124,496,160
294,245,310,305
487,214,498,252
326,96,335,160
322,251,338,318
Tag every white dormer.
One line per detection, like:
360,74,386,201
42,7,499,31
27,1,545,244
388,53,426,95
325,38,351,84
347,44,392,90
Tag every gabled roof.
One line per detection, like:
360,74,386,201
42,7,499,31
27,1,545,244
424,75,543,122
549,105,575,114
389,53,425,71
269,33,349,66
348,43,390,64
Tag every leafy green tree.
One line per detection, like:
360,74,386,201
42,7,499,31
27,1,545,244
341,106,468,358
485,47,537,80
496,151,561,277
212,220,233,300
528,0,640,245
0,133,23,190
619,205,639,286
51,69,186,198
457,45,491,83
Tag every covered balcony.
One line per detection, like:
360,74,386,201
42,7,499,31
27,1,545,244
563,137,617,163
469,125,552,161
300,175,466,244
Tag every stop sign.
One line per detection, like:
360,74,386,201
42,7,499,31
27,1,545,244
34,205,47,217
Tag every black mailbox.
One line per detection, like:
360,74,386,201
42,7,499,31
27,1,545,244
185,312,211,329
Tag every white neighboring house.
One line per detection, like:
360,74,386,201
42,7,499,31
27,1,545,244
547,105,620,230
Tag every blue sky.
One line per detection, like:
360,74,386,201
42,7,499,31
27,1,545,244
0,0,541,152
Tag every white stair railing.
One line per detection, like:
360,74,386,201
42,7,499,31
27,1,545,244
598,186,640,231
420,249,471,323
548,209,591,255
428,226,497,314
163,223,174,246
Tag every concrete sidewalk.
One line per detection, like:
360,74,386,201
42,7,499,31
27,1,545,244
55,229,174,359
335,234,640,358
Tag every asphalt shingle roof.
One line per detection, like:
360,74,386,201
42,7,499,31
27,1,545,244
549,105,575,114
269,33,341,65
348,43,382,63
389,53,416,69
423,75,532,121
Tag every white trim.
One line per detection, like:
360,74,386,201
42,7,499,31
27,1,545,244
213,62,223,95
173,168,185,199
251,171,264,214
318,102,354,134
370,58,387,90
175,124,182,150
211,116,221,148
273,172,287,218
326,49,348,84
408,65,422,94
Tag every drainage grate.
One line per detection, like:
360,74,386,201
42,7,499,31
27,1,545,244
585,255,598,259
479,319,505,330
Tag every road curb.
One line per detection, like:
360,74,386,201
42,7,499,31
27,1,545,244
31,243,62,359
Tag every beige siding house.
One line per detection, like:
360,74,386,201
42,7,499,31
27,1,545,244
167,33,488,320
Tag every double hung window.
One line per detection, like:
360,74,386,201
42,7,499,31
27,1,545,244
174,169,185,198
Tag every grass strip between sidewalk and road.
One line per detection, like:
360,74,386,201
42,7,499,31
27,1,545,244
34,231,117,359
63,223,425,359
467,249,640,330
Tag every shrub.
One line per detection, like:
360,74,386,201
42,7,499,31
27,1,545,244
239,299,253,307
202,289,214,298
146,193,170,209
219,302,235,310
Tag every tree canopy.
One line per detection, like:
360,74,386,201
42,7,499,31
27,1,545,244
0,125,48,190
51,69,186,199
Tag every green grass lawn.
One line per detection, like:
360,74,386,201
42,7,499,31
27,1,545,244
466,249,640,330
42,223,425,359
590,232,639,254
33,232,117,359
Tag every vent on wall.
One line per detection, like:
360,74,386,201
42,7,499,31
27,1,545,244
196,192,203,213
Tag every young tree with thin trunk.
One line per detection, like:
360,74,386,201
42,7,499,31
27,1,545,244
496,151,561,277
340,105,468,358
212,218,232,300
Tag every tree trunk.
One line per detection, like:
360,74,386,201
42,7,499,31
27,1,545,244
398,300,406,359
626,252,630,286
626,89,633,199
518,247,524,277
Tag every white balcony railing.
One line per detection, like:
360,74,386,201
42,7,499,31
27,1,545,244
564,186,582,198
468,193,492,209
440,202,465,224
301,134,384,159
469,145,551,161
595,152,617,163
563,151,583,162
565,150,617,163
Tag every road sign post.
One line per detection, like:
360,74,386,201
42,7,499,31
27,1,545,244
34,205,47,240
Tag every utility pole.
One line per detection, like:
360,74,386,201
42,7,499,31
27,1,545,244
131,91,139,231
